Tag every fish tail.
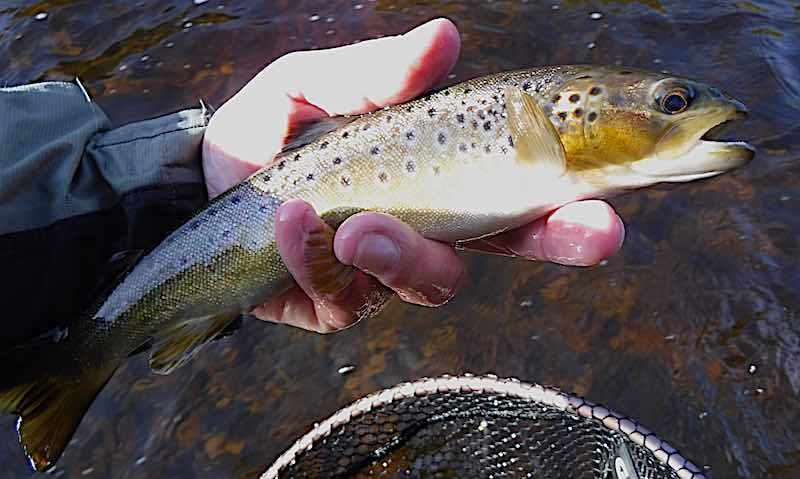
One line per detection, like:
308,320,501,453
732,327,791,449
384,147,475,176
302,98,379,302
0,342,118,472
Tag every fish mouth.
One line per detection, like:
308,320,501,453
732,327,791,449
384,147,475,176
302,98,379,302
701,118,743,142
634,107,754,181
699,104,750,147
691,110,755,174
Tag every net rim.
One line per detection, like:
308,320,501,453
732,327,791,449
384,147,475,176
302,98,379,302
261,374,706,479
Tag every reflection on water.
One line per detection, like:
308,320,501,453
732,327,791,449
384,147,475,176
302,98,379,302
1,0,799,477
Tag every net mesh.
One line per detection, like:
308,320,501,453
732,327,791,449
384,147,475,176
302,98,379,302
263,376,705,479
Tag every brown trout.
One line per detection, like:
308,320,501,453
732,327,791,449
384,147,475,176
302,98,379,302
0,65,753,471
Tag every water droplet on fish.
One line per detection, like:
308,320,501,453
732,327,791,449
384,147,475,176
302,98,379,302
119,64,127,71
448,73,456,79
599,259,608,266
338,365,356,375
34,12,48,21
748,363,757,374
193,0,208,4
135,456,147,465
780,195,790,201
184,64,192,69
755,387,765,394
587,42,596,49
589,12,604,20
520,299,533,308
140,55,150,62
166,42,175,48
551,4,560,10
326,29,335,36
309,14,320,22
325,16,335,23
81,468,94,476
354,3,364,10
183,21,193,28
698,411,708,419
653,58,663,64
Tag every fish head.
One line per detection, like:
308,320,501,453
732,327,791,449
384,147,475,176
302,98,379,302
550,67,754,189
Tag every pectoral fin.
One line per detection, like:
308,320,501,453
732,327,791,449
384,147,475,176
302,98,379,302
149,313,238,375
505,86,567,175
303,222,356,296
0,361,118,471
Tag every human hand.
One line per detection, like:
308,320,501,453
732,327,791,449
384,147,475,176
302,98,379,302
201,19,625,333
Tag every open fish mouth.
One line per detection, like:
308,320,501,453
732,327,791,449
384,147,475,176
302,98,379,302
702,118,743,142
635,108,755,181
699,107,753,151
693,112,755,172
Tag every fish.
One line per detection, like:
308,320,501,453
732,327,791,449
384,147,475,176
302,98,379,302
0,65,754,471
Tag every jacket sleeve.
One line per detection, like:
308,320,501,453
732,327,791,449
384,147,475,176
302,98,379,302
0,81,211,347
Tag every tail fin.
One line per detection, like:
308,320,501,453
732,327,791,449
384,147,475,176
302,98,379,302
0,347,118,471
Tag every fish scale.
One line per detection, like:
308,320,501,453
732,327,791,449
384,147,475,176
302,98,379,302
0,65,754,472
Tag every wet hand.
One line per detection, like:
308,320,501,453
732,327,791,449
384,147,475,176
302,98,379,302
201,19,625,333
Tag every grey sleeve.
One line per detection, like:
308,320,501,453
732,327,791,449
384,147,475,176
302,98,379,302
0,81,211,346
0,81,209,235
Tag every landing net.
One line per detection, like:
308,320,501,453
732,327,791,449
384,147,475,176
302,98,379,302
263,375,704,479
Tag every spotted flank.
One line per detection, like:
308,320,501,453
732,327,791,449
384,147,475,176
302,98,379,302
0,65,753,472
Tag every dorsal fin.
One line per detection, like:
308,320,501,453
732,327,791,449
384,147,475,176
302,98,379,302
505,86,567,175
89,250,145,299
281,115,358,154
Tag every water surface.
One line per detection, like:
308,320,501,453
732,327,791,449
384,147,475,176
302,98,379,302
0,0,798,477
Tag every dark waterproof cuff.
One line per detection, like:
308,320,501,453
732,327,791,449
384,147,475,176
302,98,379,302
0,81,211,346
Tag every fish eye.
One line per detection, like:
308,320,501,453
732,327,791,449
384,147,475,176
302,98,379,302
658,86,693,114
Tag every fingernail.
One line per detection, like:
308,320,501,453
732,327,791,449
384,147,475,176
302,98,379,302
616,219,626,252
543,221,583,266
353,234,400,275
277,204,292,224
302,207,323,234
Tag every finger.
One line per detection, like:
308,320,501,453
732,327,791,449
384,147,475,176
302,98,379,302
202,90,328,197
460,200,625,267
271,200,394,333
205,18,461,178
260,17,461,115
333,212,466,306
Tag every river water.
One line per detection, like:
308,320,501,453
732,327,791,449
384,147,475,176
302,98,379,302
0,0,798,477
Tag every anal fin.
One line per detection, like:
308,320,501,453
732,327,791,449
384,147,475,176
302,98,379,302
0,362,118,471
149,313,238,375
